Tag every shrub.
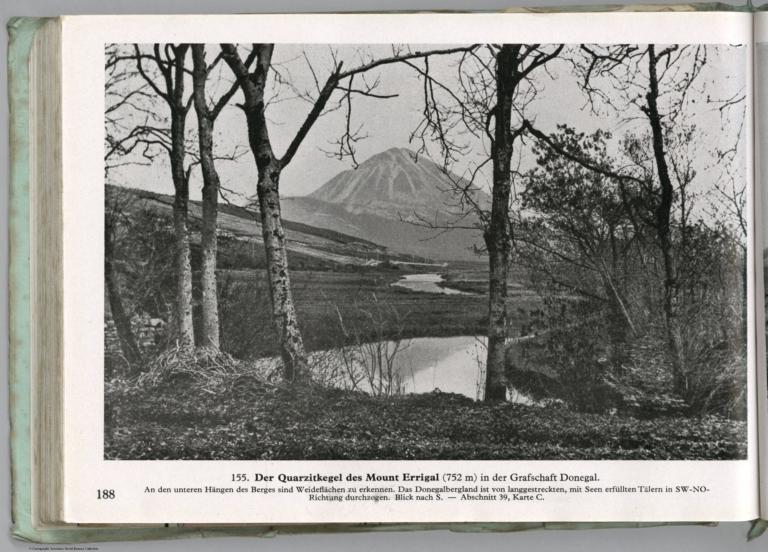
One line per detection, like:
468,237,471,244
218,273,278,359
507,300,622,414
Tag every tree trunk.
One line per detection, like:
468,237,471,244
741,246,748,341
131,43,195,351
199,175,220,349
603,280,629,372
645,45,685,393
105,226,142,367
192,45,221,349
170,110,195,350
483,45,519,403
222,43,309,383
485,223,510,402
661,245,685,392
258,165,309,382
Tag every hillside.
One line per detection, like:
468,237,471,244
106,185,423,269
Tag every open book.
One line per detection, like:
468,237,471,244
8,6,768,543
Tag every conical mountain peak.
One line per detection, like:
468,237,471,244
307,147,484,218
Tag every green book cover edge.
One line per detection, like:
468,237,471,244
5,4,765,543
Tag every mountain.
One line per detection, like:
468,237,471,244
283,148,488,261
308,147,487,219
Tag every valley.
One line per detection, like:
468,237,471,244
106,148,549,392
103,42,749,463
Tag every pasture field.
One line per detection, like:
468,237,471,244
216,266,544,359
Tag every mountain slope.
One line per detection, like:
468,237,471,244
284,148,487,261
309,147,487,218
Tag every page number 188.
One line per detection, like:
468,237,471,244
97,489,116,499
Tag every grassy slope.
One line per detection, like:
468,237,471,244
108,185,428,268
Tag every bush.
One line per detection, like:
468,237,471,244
505,296,747,420
507,300,622,414
218,274,279,359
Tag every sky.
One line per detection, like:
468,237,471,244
106,43,747,221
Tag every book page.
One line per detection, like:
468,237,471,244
61,11,758,524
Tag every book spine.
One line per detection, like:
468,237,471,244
7,16,53,543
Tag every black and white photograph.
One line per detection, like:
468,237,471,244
103,42,748,461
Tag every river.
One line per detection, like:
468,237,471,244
391,273,471,295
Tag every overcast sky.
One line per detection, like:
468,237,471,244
107,43,746,216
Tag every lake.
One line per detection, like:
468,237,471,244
324,334,536,404
396,335,486,398
305,272,534,402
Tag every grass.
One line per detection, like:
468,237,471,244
105,353,747,461
217,267,544,359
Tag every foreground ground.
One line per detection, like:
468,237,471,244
105,356,747,461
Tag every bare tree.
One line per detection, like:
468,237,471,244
219,44,476,383
407,44,562,401
644,45,686,391
130,44,196,350
707,89,747,326
105,45,167,176
483,46,564,401
190,44,254,349
104,45,157,366
105,194,143,367
526,44,710,394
